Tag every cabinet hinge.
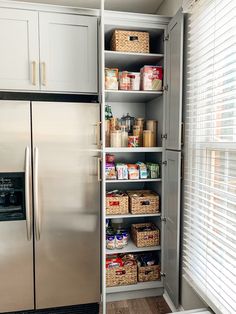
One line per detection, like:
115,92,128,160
164,34,169,41
163,85,168,92
161,133,167,140
162,161,167,166
160,272,166,277
161,217,167,223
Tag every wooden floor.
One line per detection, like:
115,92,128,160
105,297,171,314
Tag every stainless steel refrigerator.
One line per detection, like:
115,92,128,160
0,100,100,313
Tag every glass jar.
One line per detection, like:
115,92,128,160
135,118,145,129
123,113,135,134
110,130,122,147
133,125,143,146
146,120,157,146
143,130,154,147
110,117,117,131
120,126,128,147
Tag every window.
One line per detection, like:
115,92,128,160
182,0,236,313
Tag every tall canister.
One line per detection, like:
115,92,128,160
146,120,157,146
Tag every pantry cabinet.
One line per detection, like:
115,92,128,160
101,8,184,314
0,7,98,93
0,8,39,91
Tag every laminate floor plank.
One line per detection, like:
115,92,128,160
106,296,171,314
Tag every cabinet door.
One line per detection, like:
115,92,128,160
0,8,39,91
163,150,181,307
165,9,184,150
39,12,98,93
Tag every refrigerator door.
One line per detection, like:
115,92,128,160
0,101,34,312
32,102,100,309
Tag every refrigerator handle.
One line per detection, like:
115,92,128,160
33,146,40,241
25,146,32,241
97,157,102,182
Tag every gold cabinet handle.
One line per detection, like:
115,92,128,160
32,61,37,86
41,62,46,86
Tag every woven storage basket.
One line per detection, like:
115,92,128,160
131,223,160,247
127,190,160,214
106,194,129,215
138,264,161,282
106,264,137,287
111,30,149,53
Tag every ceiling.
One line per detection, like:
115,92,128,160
12,0,165,14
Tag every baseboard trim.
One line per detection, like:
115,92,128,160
3,303,99,314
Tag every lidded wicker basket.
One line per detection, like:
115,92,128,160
111,30,150,53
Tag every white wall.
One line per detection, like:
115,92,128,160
157,0,182,16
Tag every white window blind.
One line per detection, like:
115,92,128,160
183,0,236,313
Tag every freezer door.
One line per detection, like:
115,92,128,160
163,150,181,307
32,102,100,309
0,101,34,312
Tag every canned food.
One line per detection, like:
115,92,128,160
106,234,116,250
115,234,124,249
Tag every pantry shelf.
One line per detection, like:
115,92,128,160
105,147,163,153
106,280,163,294
106,213,161,219
106,241,161,255
105,50,164,70
105,178,162,183
105,90,163,103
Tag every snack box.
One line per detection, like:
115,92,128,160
146,162,160,179
116,163,128,180
140,66,162,91
136,162,148,179
127,164,139,180
105,162,117,180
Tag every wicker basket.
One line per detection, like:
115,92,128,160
106,264,137,287
106,193,129,215
131,223,160,247
138,264,161,282
111,30,149,53
127,190,160,214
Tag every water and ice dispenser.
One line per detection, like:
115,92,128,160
0,173,25,221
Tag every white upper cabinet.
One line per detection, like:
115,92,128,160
39,12,98,93
0,8,39,91
165,9,184,150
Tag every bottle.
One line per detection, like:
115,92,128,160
108,105,113,119
120,125,128,147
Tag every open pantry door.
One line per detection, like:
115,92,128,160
165,9,184,151
163,150,181,308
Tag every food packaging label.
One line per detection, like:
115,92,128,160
105,68,119,90
116,163,128,180
141,66,163,91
